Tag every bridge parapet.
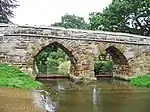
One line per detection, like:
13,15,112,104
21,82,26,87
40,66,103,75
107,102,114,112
0,24,150,45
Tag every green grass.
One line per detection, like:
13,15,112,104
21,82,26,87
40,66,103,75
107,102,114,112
130,74,150,87
0,64,42,89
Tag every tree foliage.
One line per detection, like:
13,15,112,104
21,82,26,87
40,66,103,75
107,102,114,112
89,0,150,36
58,61,71,75
51,14,88,29
0,0,18,23
46,58,59,74
36,47,55,74
36,45,70,74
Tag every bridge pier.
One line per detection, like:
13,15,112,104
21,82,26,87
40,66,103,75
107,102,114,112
70,54,96,80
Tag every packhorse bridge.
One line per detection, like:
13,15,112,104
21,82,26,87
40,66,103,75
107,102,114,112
0,24,150,80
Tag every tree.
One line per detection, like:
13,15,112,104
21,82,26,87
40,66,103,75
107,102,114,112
89,0,150,36
0,0,18,23
51,14,88,29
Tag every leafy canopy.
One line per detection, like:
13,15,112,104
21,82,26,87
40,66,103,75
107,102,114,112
89,0,150,36
51,14,88,29
0,0,18,23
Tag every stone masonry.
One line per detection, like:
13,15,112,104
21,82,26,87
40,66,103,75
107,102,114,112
0,24,150,79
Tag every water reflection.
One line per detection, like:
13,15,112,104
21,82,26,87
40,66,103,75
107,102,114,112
39,79,150,112
92,87,100,112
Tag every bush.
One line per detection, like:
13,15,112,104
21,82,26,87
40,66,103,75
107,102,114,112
58,61,71,75
130,74,150,87
0,64,42,89
94,61,113,75
46,59,59,74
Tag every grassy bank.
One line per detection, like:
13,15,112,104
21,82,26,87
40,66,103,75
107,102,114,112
0,64,42,89
130,74,150,87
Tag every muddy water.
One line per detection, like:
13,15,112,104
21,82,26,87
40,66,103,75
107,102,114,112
0,87,37,112
39,79,150,112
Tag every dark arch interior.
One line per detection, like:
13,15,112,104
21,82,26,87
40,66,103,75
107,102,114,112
33,42,77,74
106,46,128,65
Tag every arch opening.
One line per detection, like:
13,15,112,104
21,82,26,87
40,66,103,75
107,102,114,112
106,46,129,76
33,42,77,76
94,46,129,77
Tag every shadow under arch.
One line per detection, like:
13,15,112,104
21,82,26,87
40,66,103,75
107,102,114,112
33,42,77,76
105,46,129,76
106,46,128,65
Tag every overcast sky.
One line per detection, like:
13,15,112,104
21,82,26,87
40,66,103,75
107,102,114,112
12,0,112,25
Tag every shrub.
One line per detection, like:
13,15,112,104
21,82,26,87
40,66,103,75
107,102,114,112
94,61,113,75
46,58,59,74
58,61,71,75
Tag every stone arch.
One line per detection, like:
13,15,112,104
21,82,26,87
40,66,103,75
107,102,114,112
32,41,77,76
105,46,130,76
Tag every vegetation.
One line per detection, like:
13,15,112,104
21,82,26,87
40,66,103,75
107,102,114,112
51,0,150,36
94,52,113,75
0,0,19,23
89,0,150,36
0,64,41,89
58,61,71,75
94,61,113,75
130,74,150,87
36,45,65,74
51,14,89,29
36,45,70,75
46,58,59,74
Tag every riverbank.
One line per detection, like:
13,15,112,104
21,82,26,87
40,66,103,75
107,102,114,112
0,64,41,89
70,74,150,88
130,74,150,87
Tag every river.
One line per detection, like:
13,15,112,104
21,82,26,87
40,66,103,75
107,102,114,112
38,78,150,112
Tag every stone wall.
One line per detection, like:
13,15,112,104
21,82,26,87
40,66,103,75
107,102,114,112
0,24,150,79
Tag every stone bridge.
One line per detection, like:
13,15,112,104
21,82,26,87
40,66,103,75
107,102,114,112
0,24,150,79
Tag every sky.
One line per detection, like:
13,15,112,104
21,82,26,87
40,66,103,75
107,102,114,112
12,0,112,25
